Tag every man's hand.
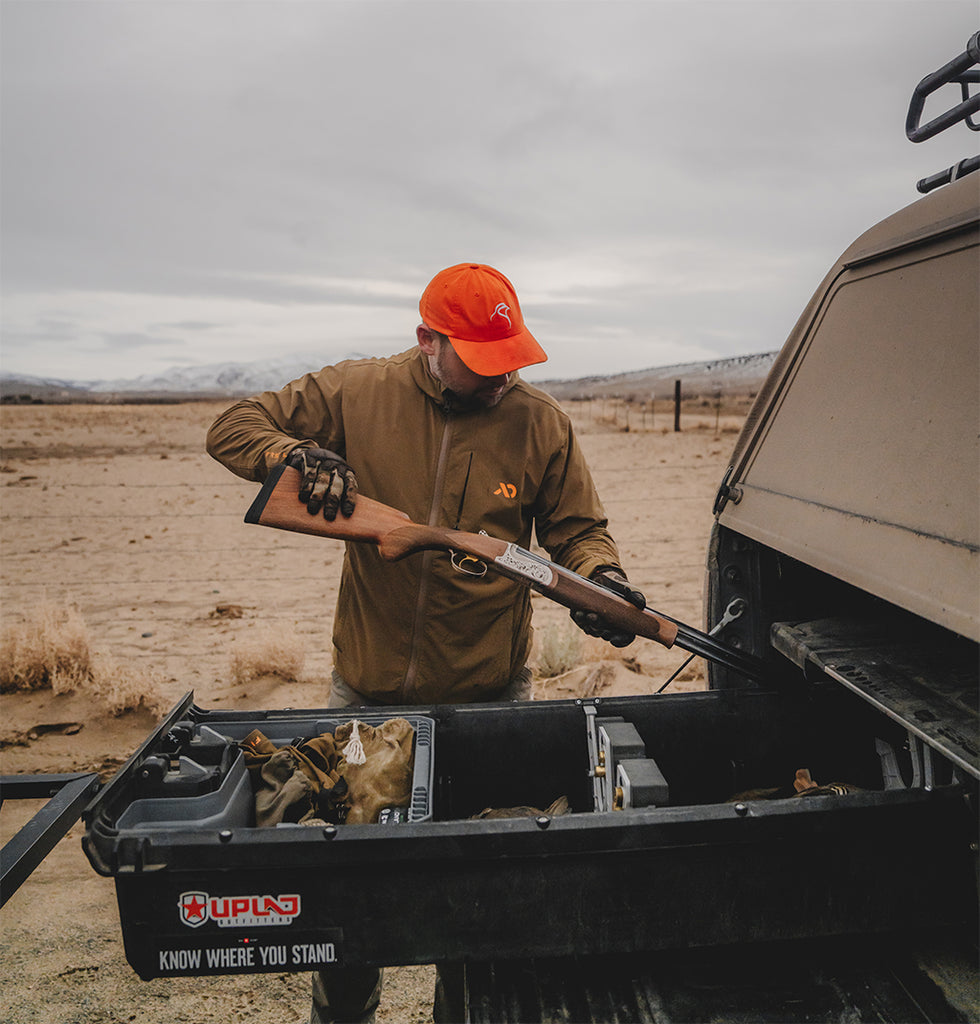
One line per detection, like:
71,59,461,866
287,447,358,520
571,568,646,648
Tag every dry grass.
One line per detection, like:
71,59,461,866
0,600,92,694
533,621,583,678
88,651,168,717
0,600,166,715
228,624,306,685
532,622,606,678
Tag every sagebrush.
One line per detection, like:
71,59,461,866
533,622,605,678
533,622,582,678
1,600,92,694
229,624,306,685
0,600,165,715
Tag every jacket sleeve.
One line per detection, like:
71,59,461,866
533,421,624,581
206,367,347,482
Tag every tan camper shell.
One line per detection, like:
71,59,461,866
713,175,978,643
707,45,979,793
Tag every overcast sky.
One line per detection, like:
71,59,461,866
2,0,977,384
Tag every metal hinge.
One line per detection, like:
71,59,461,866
712,467,743,516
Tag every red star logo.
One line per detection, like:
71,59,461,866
179,891,210,927
183,896,206,919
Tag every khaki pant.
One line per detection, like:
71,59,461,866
312,668,530,1023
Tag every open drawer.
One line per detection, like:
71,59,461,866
82,688,977,980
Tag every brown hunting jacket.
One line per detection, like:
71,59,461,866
207,348,623,704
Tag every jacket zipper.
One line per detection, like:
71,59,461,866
399,414,454,701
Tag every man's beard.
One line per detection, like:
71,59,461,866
440,384,509,412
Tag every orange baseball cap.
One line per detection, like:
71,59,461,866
419,263,548,376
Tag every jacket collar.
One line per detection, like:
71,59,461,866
407,346,521,413
407,347,446,404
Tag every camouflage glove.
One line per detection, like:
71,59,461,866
570,568,646,649
287,447,357,521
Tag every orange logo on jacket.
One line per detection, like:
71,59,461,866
494,482,517,498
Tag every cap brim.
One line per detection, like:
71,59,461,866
448,328,548,376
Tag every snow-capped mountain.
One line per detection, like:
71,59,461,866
1,351,778,402
537,351,778,400
1,354,366,399
85,355,359,395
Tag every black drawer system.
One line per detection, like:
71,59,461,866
79,688,977,981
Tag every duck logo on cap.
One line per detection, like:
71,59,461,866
490,303,512,329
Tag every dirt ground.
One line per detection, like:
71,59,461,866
0,397,747,1023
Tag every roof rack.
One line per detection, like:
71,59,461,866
906,30,980,193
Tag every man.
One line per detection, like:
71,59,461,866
206,262,644,1022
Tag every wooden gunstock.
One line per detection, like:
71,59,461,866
244,464,411,542
245,464,679,649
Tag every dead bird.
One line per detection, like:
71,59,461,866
471,795,570,820
728,768,862,803
792,767,863,796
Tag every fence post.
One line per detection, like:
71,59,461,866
674,380,681,432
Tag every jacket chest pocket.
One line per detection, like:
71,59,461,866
445,450,528,542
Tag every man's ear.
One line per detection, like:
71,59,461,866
416,324,438,355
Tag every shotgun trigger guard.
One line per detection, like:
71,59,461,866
451,551,488,577
495,544,555,587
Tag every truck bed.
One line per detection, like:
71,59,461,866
461,932,978,1023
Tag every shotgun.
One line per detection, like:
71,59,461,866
244,464,771,683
